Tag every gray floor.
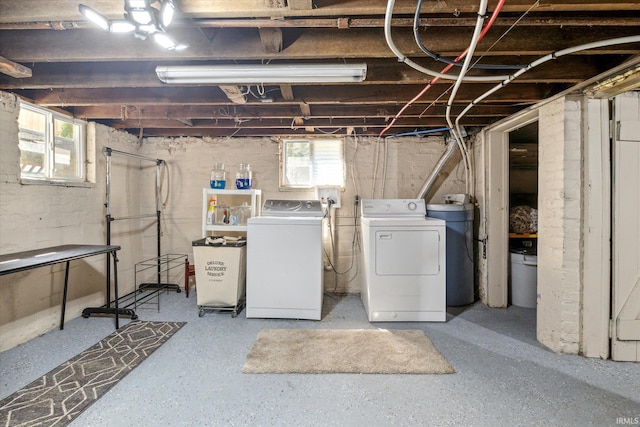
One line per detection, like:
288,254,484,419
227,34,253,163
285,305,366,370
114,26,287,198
1,291,639,427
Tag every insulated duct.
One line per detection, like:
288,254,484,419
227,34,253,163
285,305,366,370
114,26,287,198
416,139,459,200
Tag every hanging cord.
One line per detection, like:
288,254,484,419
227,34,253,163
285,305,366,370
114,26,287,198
469,1,540,71
381,136,389,198
159,160,170,208
379,0,507,138
322,200,361,294
413,0,523,70
370,136,382,198
349,132,360,199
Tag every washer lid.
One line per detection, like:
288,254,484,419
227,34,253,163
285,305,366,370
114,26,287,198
248,216,322,225
261,199,323,217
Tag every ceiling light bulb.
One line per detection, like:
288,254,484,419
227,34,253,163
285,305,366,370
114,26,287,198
126,0,148,8
110,20,136,33
138,24,158,33
160,1,175,27
79,4,110,31
131,9,153,25
153,33,177,49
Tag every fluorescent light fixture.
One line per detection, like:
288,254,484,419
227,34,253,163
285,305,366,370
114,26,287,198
79,4,109,31
155,63,368,84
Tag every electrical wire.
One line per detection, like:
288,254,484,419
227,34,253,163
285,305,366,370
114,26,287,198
371,136,382,198
413,0,523,70
391,127,450,137
381,136,389,198
379,0,507,138
384,0,510,83
322,200,360,294
445,0,489,196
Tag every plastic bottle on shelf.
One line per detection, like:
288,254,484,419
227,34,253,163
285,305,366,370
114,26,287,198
206,198,216,225
210,163,226,189
237,202,251,225
235,163,252,189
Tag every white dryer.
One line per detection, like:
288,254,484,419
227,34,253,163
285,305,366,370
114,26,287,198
246,199,324,320
360,199,446,322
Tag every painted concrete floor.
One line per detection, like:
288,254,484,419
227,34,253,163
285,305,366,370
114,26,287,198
1,291,639,427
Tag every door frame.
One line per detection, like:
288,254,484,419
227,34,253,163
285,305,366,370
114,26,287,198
481,99,611,357
582,98,611,359
481,110,538,308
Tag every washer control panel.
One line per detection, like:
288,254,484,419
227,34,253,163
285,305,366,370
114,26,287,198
262,199,323,217
361,199,426,217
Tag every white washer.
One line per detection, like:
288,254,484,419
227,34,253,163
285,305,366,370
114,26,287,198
360,199,446,322
246,199,324,320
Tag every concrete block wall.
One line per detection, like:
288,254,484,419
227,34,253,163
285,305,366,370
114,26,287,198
0,91,466,350
0,92,155,351
537,97,583,354
140,135,464,294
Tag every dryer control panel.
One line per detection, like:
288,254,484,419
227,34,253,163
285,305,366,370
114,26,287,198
361,199,426,217
262,199,323,217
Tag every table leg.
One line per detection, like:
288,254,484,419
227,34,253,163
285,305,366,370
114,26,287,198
184,258,190,298
113,251,120,329
60,261,70,330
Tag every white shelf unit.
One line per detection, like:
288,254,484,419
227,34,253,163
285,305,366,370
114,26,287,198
202,188,262,237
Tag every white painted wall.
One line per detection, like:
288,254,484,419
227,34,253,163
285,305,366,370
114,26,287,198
1,92,466,350
0,93,157,351
536,97,583,354
139,135,465,294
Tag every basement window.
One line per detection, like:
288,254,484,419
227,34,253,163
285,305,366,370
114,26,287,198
280,138,345,189
18,101,86,184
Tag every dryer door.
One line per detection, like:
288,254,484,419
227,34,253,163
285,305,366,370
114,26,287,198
375,229,441,276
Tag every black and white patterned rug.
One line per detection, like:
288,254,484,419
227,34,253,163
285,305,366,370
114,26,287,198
0,320,185,427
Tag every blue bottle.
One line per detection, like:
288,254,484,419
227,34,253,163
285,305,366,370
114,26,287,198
210,163,226,189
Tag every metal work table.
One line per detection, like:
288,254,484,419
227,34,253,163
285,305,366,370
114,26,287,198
0,244,131,330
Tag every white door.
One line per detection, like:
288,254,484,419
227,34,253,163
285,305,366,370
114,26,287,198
611,92,640,361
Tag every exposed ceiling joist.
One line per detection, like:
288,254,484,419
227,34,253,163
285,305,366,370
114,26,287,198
0,0,638,137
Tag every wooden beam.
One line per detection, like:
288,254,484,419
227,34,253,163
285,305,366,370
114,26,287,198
2,56,620,90
265,0,287,8
2,26,638,63
287,0,312,10
299,102,311,118
1,0,639,23
0,56,31,78
72,104,524,120
280,84,294,101
22,83,565,106
108,116,493,129
5,16,640,31
258,27,283,53
219,85,247,104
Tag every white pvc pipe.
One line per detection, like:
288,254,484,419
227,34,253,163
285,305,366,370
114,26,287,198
455,35,640,126
446,0,488,196
452,34,640,198
384,0,510,82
